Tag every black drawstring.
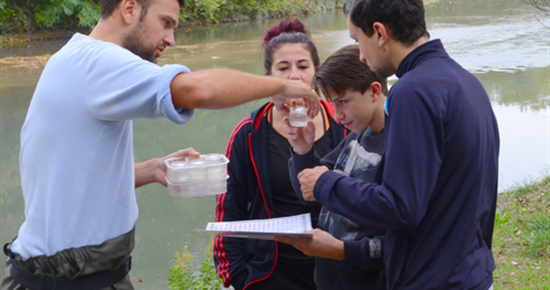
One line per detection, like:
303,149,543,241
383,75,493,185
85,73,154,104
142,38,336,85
3,236,18,259
3,242,15,259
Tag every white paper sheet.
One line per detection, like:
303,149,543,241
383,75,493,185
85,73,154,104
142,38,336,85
198,213,313,240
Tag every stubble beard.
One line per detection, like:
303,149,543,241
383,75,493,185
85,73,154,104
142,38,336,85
123,22,157,64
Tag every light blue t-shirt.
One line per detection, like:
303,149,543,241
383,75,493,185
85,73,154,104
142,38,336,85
12,33,193,259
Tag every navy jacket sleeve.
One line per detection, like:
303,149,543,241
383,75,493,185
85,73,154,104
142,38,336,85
314,80,445,230
344,236,384,271
214,117,253,289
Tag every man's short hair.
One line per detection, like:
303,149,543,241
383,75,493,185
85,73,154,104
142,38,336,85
100,0,185,19
312,44,388,101
349,0,429,46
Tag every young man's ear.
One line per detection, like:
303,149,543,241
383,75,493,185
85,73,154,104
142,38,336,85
370,82,383,102
120,0,140,25
372,22,389,48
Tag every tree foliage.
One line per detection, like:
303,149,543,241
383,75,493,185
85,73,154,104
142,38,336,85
0,0,343,34
1,0,101,33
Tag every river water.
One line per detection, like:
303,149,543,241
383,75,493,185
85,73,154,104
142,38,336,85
0,0,548,288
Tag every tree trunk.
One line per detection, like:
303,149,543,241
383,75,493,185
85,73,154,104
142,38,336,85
26,0,32,30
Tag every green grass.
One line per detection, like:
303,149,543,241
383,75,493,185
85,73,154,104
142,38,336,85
493,176,550,289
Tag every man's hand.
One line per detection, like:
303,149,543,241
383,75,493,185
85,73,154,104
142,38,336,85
275,229,345,260
135,147,201,188
298,166,329,201
272,80,320,119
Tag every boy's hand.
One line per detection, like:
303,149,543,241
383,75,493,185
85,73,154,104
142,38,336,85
275,229,345,260
298,166,329,201
284,102,315,155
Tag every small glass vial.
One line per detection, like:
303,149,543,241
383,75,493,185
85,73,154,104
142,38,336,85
289,105,308,127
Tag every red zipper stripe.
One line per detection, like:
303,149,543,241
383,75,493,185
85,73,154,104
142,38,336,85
214,116,252,285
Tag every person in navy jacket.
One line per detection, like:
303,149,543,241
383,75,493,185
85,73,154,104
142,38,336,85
280,0,500,289
213,19,348,290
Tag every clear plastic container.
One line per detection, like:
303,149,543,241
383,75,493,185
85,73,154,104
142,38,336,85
165,158,191,183
207,178,228,195
289,105,308,127
165,177,206,198
165,177,227,199
203,153,226,163
204,153,228,180
164,154,229,198
188,159,208,182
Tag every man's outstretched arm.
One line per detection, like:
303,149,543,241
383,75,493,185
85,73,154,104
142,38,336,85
170,69,320,118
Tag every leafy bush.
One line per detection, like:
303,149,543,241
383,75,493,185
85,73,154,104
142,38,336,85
168,236,223,290
0,2,28,33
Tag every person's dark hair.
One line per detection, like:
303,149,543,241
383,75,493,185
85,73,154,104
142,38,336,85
312,44,388,102
261,19,320,74
349,0,429,46
100,0,185,20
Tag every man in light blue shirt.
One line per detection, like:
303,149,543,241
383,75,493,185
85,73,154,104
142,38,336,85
1,0,321,288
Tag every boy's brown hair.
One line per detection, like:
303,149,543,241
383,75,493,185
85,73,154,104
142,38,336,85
312,44,387,101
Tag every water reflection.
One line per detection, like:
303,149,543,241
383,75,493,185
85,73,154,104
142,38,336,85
479,67,550,112
0,1,548,289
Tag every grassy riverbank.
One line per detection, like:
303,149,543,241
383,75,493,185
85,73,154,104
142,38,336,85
492,177,550,289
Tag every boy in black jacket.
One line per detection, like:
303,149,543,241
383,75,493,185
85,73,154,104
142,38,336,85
280,44,388,290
